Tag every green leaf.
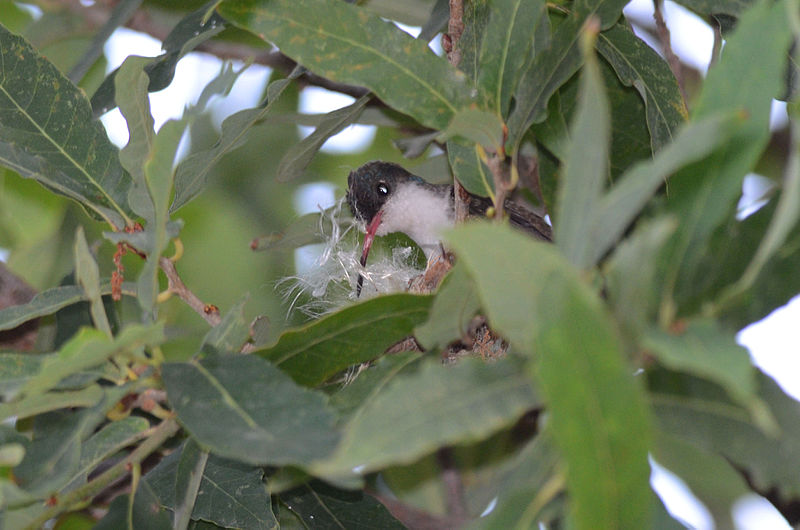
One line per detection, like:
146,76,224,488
671,0,756,17
201,296,250,354
477,0,545,116
597,23,687,152
277,93,370,182
280,480,404,529
0,354,44,399
312,356,538,481
456,0,490,84
146,443,278,530
62,416,151,493
643,320,756,407
555,39,610,269
74,226,112,337
507,0,629,147
439,109,505,153
162,355,340,466
173,440,210,530
19,323,163,398
653,432,750,529
447,137,494,197
0,23,134,228
94,479,173,530
171,77,295,212
328,352,423,422
414,262,481,350
115,55,156,222
90,6,226,116
0,385,104,422
663,0,792,310
218,0,472,130
446,224,652,530
257,293,432,387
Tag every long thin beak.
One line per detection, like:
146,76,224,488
356,211,383,297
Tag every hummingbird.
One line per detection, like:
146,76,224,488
346,161,552,295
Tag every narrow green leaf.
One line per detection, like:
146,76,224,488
115,56,156,221
643,320,756,407
201,296,250,354
414,262,481,350
555,41,610,269
447,224,652,530
173,440,210,530
74,226,112,337
0,285,85,332
280,480,404,529
477,0,545,116
0,23,134,228
163,355,340,466
257,293,432,387
439,109,505,153
91,6,226,116
218,0,472,130
456,1,490,84
312,356,538,481
277,93,370,182
0,354,43,399
671,0,756,17
663,0,792,309
654,432,750,529
597,23,687,152
19,323,163,398
507,0,629,147
591,112,740,265
171,77,295,212
251,211,327,252
0,385,104,422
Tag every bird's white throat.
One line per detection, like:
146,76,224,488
375,182,453,259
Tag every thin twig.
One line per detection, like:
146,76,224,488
653,0,689,104
446,0,470,224
24,418,180,530
437,447,468,521
159,257,221,326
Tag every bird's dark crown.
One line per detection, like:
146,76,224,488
346,161,426,224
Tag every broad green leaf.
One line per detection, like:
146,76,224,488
328,352,423,422
671,0,756,17
0,354,43,399
439,109,505,153
597,23,687,152
419,0,450,42
277,93,370,182
651,371,800,498
280,480,404,529
447,138,494,197
312,356,538,481
507,0,629,147
414,262,481,350
146,444,277,530
447,224,652,530
218,0,472,130
201,296,250,355
663,0,792,311
162,355,339,466
116,56,156,221
456,0,491,83
171,77,295,212
591,112,740,265
257,293,432,387
477,0,545,116
62,416,151,493
94,479,172,530
654,432,750,528
554,40,610,269
74,227,112,337
643,320,756,407
19,323,163,398
91,6,226,116
0,23,134,228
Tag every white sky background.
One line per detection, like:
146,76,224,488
3,2,795,528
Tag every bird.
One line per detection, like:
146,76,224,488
346,161,552,294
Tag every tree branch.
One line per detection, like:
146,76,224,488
159,257,221,327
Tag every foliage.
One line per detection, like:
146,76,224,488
0,0,798,528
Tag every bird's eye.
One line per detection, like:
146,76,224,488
376,183,389,196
